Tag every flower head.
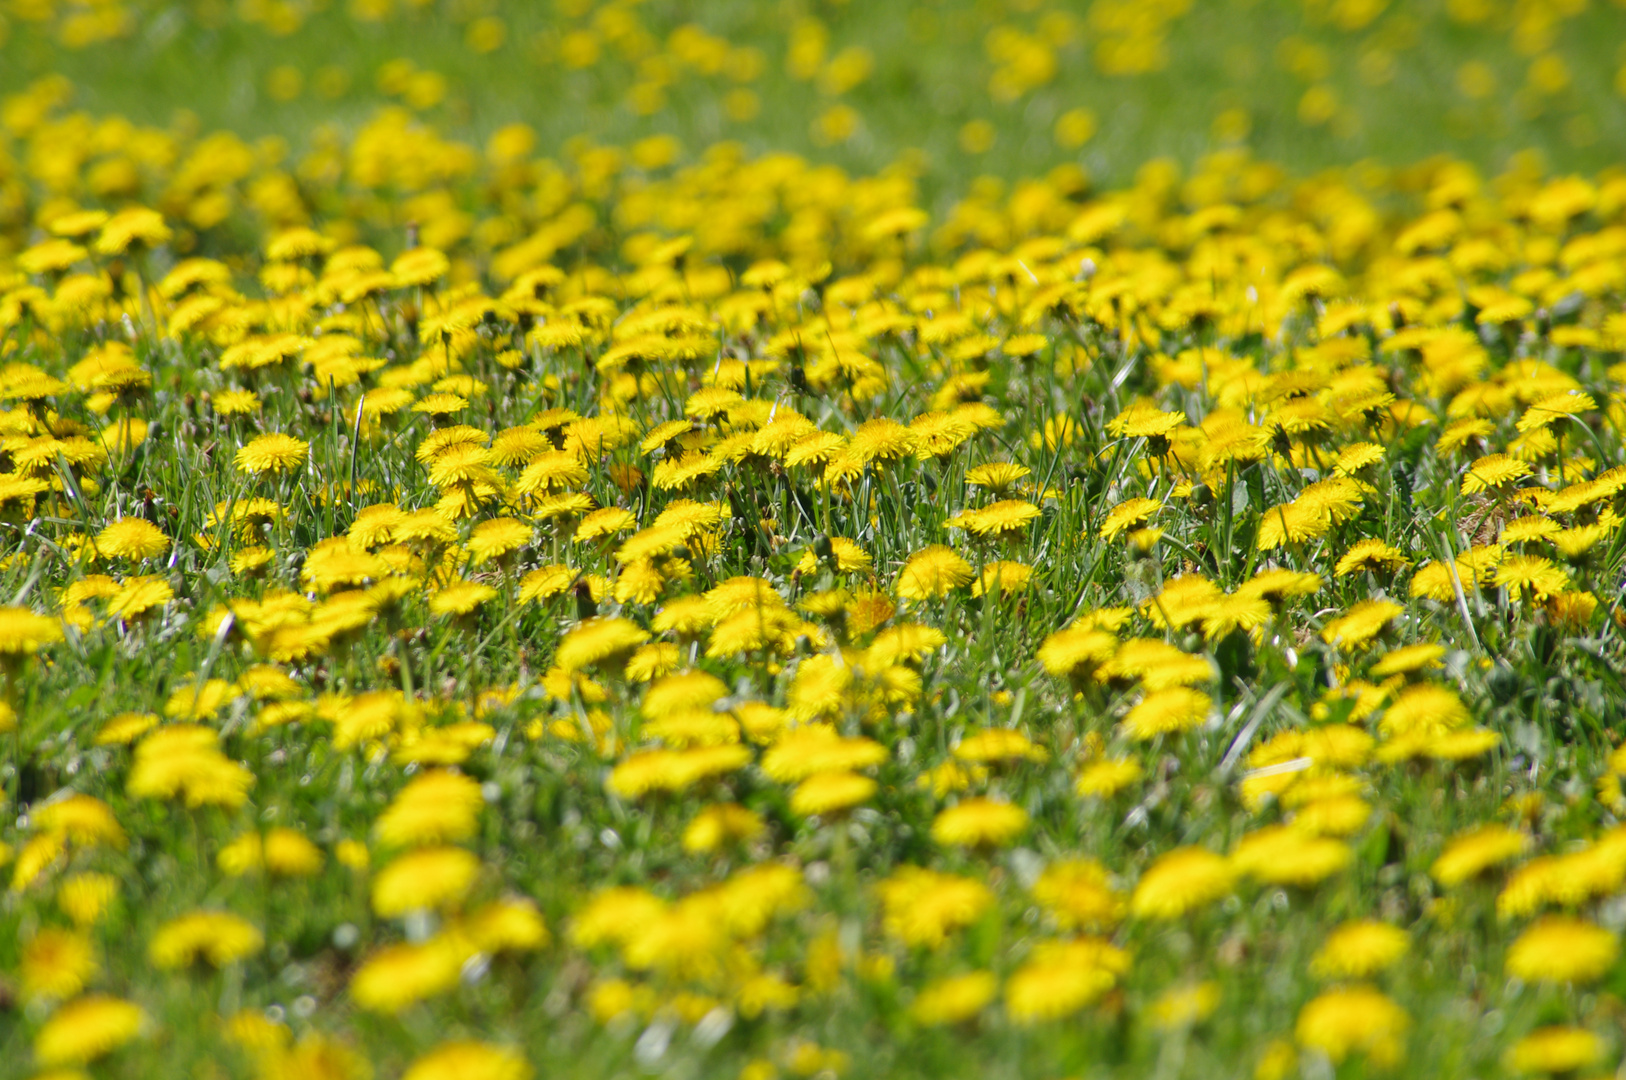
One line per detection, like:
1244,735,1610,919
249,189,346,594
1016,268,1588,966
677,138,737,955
95,518,170,560
236,433,309,475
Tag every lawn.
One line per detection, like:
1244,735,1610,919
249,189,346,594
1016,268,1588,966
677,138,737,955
1,2,1626,1078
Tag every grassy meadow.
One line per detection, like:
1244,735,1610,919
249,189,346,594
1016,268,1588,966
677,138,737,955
1,1,1626,1078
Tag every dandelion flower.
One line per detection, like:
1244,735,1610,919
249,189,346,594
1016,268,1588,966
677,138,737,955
1131,846,1234,919
350,938,465,1013
1335,538,1409,577
849,417,916,464
1494,554,1571,600
0,606,64,655
1076,757,1143,798
1320,600,1402,649
94,206,171,254
21,928,98,1001
910,971,998,1025
1379,683,1471,740
371,846,482,916
107,576,174,621
94,518,169,560
948,499,1040,538
32,793,127,847
19,237,88,275
682,803,765,853
33,995,145,1066
236,433,309,475
555,616,650,673
1369,643,1446,678
57,872,119,926
763,726,883,778
403,1042,531,1080
576,507,637,542
1005,939,1129,1023
1461,453,1531,494
1100,497,1159,540
213,388,259,416
375,770,485,848
972,560,1032,597
953,728,1045,765
392,247,450,287
1123,687,1212,740
1310,920,1408,979
1032,859,1124,931
1504,1027,1604,1074
413,392,469,417
895,545,973,600
965,461,1030,494
1295,985,1408,1066
1504,917,1618,983
430,581,499,617
127,725,254,808
605,745,752,797
1231,826,1352,887
877,867,993,948
1037,625,1117,678
931,797,1028,847
791,771,877,816
149,910,264,968
1149,982,1220,1030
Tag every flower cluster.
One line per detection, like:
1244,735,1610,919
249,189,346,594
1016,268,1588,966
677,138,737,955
2,6,1626,1080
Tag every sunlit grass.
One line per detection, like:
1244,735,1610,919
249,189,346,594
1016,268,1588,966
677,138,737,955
1,3,1626,1080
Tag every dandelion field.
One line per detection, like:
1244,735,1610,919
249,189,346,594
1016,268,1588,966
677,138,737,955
3,2,1626,1079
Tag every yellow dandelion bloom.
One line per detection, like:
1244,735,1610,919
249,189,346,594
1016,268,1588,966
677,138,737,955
1149,981,1220,1030
1037,624,1117,677
1231,826,1352,887
930,797,1028,846
1131,846,1234,919
33,995,146,1067
0,606,65,655
1123,687,1212,740
1294,985,1408,1066
430,581,499,616
1005,938,1129,1024
1310,920,1408,979
57,872,119,927
350,937,465,1013
895,544,973,600
371,846,482,916
1504,917,1618,983
791,771,877,816
1100,497,1160,540
21,928,98,1001
555,616,650,673
1032,859,1125,931
403,1042,531,1080
910,971,998,1025
1461,453,1531,494
682,803,765,853
392,247,450,287
149,910,264,968
1320,599,1403,649
376,770,484,848
1504,1027,1604,1074
877,867,993,948
236,433,309,475
1334,538,1409,576
94,518,169,560
1076,756,1143,798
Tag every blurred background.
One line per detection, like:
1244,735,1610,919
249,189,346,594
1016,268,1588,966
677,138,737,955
2,0,1624,192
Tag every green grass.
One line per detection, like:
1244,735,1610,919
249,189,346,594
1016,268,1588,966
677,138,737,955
3,0,1624,193
2,2,1626,1079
